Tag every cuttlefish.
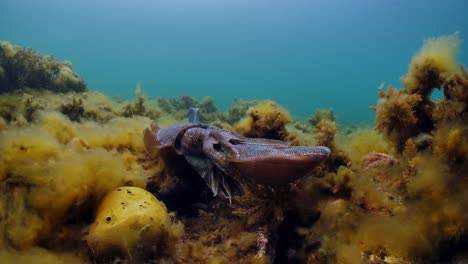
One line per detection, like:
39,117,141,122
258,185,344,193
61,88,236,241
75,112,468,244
143,110,330,202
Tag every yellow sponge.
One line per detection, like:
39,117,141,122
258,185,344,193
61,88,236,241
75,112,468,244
87,186,171,258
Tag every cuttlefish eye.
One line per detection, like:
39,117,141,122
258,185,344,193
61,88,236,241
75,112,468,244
213,143,223,152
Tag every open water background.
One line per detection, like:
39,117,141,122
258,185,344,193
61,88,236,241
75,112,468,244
1,0,467,123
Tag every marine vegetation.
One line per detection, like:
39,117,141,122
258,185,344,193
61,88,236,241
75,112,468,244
372,33,465,152
0,41,87,93
234,100,290,141
0,32,467,264
308,108,336,127
155,95,220,123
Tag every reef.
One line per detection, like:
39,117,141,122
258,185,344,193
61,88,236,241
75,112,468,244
372,33,465,152
0,33,467,264
0,41,87,93
308,108,335,127
154,94,220,124
233,100,290,141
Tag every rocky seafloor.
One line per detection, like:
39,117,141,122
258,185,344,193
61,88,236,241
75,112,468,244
0,33,467,264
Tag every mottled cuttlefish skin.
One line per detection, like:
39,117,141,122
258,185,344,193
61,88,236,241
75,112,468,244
143,122,331,201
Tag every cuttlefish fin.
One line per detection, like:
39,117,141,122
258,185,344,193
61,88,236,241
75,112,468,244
143,125,171,158
182,107,200,123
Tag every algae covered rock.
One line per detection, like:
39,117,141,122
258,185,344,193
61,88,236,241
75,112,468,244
308,108,335,126
87,186,172,259
0,41,87,93
234,100,290,140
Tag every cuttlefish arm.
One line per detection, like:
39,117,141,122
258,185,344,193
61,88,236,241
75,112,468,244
201,128,331,186
199,131,244,202
183,155,220,196
143,123,172,158
226,144,331,185
185,154,243,203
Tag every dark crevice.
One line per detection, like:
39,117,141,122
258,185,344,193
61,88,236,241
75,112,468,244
273,210,311,264
146,154,213,217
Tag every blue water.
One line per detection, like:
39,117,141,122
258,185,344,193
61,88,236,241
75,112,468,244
1,0,467,123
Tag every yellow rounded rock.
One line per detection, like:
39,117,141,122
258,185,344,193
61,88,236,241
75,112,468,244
87,186,171,258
